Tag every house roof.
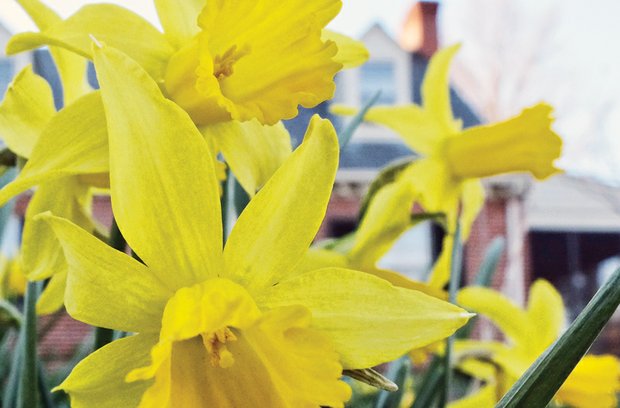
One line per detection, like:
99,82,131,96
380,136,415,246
527,174,620,232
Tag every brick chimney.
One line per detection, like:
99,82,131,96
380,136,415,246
399,1,439,58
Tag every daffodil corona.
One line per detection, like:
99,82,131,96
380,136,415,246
38,44,470,407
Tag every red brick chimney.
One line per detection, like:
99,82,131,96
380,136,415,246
399,1,439,58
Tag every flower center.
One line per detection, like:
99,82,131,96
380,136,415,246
201,327,238,368
212,45,250,80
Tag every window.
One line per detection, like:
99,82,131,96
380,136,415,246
360,61,396,105
378,222,433,281
0,59,14,99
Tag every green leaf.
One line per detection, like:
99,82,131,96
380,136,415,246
473,236,505,287
337,91,381,150
410,357,443,408
0,299,23,328
358,157,416,219
496,266,620,407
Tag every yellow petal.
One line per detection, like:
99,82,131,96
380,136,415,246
1,258,27,298
421,44,461,133
349,177,416,268
15,0,61,29
94,45,223,288
154,0,202,48
366,267,447,299
298,248,446,298
526,279,565,351
557,355,620,408
202,119,292,197
7,4,174,81
0,92,108,207
330,104,444,156
428,234,453,288
448,385,497,408
35,271,67,315
449,359,499,408
460,179,485,239
55,333,158,408
322,30,369,68
0,66,55,158
445,103,562,180
36,214,172,333
457,286,536,351
21,178,92,282
166,0,342,125
16,0,91,104
256,267,471,369
131,279,350,407
296,248,349,275
223,116,339,292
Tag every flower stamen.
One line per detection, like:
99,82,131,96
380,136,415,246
202,327,237,368
213,45,250,80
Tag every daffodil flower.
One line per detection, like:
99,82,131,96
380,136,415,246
35,44,470,407
0,66,101,314
297,176,446,299
457,280,620,407
9,0,366,125
5,0,368,197
0,255,27,299
332,44,562,287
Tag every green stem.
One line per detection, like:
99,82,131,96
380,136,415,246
221,169,231,243
93,218,126,351
3,331,22,408
18,281,39,408
410,356,444,408
37,362,53,408
439,223,463,407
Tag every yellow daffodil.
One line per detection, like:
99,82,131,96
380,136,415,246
332,44,562,288
457,280,620,407
8,0,367,125
0,65,102,314
0,255,27,298
297,176,446,299
4,0,368,197
35,44,470,407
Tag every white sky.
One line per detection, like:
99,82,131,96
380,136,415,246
0,0,413,38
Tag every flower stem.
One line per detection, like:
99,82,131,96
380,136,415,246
93,218,126,351
18,281,39,408
439,222,463,407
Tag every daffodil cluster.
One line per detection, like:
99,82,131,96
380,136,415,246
0,0,478,406
0,0,615,407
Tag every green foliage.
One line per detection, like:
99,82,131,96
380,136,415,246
497,267,620,407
